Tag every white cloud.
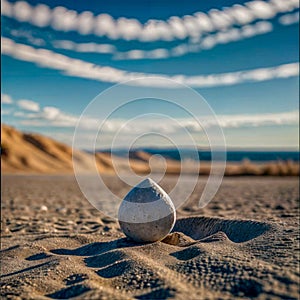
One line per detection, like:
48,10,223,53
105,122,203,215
38,106,80,127
208,9,234,30
13,1,32,22
2,37,299,88
77,11,94,35
13,111,26,117
17,99,40,112
245,1,276,19
1,0,299,42
115,47,170,60
119,110,300,131
53,40,116,54
193,12,214,32
50,21,273,61
35,106,99,129
204,110,299,128
278,11,299,25
225,4,255,25
2,109,12,115
16,105,98,129
15,102,299,131
7,93,298,134
270,0,296,12
148,48,169,59
241,20,272,37
42,106,61,120
1,94,13,104
1,0,12,17
201,21,273,49
112,21,272,60
156,111,299,132
31,4,52,27
10,29,46,46
116,17,143,40
168,17,188,39
51,7,78,32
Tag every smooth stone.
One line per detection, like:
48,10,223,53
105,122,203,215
118,178,176,243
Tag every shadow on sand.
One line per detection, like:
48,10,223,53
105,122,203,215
35,217,272,299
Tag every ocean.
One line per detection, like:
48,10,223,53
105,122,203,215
102,148,300,162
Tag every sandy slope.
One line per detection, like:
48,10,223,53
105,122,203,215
1,175,299,299
1,124,109,174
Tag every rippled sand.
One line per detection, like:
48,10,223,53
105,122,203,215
1,175,299,299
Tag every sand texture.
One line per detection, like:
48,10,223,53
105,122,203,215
1,175,299,299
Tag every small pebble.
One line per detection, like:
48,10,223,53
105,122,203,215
40,205,48,212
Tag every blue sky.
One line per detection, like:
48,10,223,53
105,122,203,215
1,0,299,149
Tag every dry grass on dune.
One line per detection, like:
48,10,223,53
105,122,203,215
225,159,299,176
132,156,299,176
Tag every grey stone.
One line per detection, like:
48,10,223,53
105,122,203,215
118,178,176,243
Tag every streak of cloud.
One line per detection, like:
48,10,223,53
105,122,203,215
278,11,299,25
1,0,299,42
17,99,40,112
1,94,13,104
2,37,299,89
14,100,299,131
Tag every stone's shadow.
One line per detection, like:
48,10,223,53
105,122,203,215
136,287,176,299
172,217,272,243
50,238,139,256
0,261,52,278
48,217,272,259
46,284,91,299
84,249,128,268
96,260,134,278
170,246,204,261
26,252,51,261
0,245,20,253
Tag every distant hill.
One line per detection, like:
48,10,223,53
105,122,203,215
1,124,114,174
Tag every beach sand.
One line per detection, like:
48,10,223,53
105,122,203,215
1,175,299,299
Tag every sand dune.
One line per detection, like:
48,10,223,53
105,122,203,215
1,124,113,174
1,175,299,299
1,124,154,175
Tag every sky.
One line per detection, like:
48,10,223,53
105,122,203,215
1,0,299,150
